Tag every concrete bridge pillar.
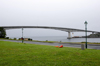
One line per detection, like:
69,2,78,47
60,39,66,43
67,31,72,39
92,32,94,34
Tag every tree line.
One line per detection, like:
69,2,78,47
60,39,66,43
0,27,6,38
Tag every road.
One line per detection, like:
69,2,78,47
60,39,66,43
0,39,100,49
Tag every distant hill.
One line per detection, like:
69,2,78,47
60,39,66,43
73,33,100,38
88,33,100,38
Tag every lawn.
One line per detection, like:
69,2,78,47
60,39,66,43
0,41,100,66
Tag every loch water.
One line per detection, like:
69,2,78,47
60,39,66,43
9,36,100,42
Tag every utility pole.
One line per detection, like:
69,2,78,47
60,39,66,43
22,28,23,43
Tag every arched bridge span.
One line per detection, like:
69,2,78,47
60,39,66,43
1,26,100,38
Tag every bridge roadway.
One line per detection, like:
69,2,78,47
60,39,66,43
0,26,100,38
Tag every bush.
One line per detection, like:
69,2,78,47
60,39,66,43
28,38,32,41
30,39,32,41
18,38,21,40
81,42,85,43
0,27,6,38
14,38,16,40
81,42,89,43
28,38,30,40
46,40,48,42
5,37,9,39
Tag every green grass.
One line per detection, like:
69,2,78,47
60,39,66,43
0,41,100,66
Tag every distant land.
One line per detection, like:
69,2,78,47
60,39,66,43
73,33,100,38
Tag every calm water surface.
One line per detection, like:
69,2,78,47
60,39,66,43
9,36,100,42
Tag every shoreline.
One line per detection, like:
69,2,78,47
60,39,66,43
1,38,100,45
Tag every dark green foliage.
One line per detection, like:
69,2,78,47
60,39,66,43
30,39,32,41
5,37,9,39
28,38,32,41
28,38,31,40
88,33,100,38
46,40,48,42
18,38,21,40
0,27,6,38
13,38,16,40
81,42,89,43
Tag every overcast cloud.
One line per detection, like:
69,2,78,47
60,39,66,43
0,0,100,37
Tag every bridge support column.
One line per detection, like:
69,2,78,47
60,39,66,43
67,32,72,39
92,32,94,34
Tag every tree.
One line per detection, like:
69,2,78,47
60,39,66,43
0,27,6,38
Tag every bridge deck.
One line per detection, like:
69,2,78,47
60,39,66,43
0,26,99,33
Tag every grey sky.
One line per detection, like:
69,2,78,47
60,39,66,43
0,0,100,37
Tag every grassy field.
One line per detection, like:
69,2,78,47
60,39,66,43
0,41,100,66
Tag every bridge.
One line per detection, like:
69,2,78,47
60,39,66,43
1,26,100,39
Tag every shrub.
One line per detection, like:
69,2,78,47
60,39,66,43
81,42,89,43
18,38,21,40
30,39,32,41
46,40,48,42
14,38,16,40
28,38,30,40
5,37,9,39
